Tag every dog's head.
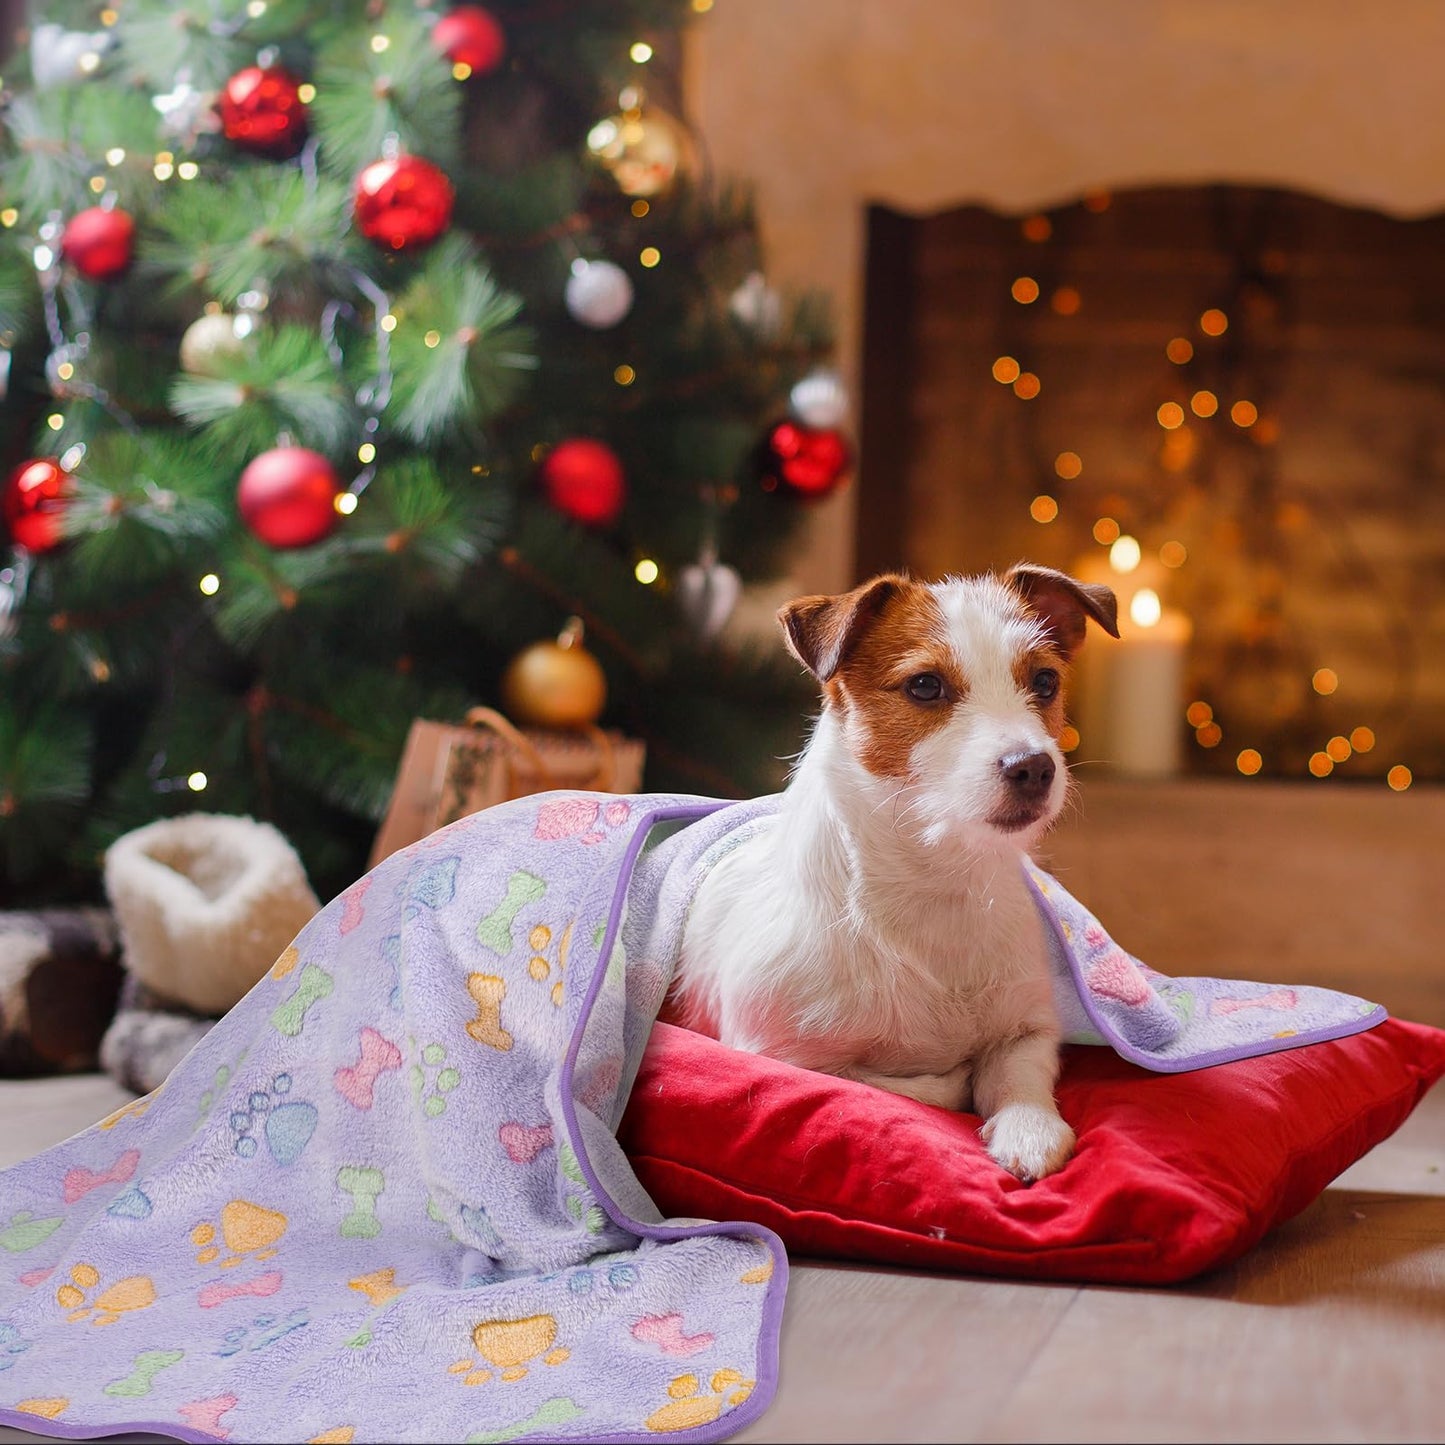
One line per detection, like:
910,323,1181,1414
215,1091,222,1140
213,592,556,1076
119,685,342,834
778,566,1118,847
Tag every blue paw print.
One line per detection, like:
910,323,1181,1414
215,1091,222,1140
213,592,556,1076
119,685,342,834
215,1308,309,1357
0,1320,32,1371
229,1074,318,1165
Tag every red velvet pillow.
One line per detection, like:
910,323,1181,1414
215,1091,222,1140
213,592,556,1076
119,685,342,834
618,1017,1445,1284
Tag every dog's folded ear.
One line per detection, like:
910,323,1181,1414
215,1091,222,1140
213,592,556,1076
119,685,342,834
1007,564,1120,662
777,573,906,682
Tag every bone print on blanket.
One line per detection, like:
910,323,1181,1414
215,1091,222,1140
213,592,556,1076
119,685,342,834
0,791,1383,1443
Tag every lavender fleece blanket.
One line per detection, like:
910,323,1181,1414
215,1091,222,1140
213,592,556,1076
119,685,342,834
0,791,1384,1444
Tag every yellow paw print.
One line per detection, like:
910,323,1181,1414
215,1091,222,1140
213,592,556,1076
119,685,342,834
645,1370,754,1433
55,1263,156,1326
447,1314,571,1386
191,1199,288,1269
525,922,572,1009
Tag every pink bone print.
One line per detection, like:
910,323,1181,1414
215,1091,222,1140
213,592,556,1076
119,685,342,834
62,1148,140,1205
334,1027,403,1109
631,1313,716,1357
499,1122,553,1164
1085,951,1152,1007
339,876,373,935
177,1393,239,1439
197,1270,283,1310
534,797,631,845
1211,988,1299,1016
19,1266,54,1288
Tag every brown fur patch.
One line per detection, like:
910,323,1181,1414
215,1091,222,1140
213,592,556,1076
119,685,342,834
825,581,961,778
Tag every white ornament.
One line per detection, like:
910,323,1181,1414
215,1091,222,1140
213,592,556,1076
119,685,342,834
179,312,247,377
565,259,634,330
31,23,115,89
790,368,849,430
728,272,781,339
153,72,222,144
676,555,742,642
0,562,26,642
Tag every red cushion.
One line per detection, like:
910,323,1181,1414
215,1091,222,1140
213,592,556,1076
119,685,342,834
618,1017,1445,1284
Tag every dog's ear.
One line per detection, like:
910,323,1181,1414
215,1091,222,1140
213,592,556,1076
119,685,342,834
777,574,905,682
1006,563,1120,662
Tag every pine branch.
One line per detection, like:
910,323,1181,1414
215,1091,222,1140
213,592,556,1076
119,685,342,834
0,700,92,885
144,169,354,306
381,234,535,443
170,323,355,456
108,0,251,93
311,5,461,179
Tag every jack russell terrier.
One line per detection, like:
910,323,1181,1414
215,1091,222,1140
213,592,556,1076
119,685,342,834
673,564,1119,1182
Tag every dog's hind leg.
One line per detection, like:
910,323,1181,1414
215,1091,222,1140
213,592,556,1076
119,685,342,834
838,1060,972,1112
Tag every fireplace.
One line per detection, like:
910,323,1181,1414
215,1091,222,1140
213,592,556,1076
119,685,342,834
857,185,1445,785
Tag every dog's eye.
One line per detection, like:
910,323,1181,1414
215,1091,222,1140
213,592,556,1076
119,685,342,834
904,673,946,702
1031,668,1060,702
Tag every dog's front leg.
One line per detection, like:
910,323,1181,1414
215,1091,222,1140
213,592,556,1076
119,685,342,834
972,1029,1074,1182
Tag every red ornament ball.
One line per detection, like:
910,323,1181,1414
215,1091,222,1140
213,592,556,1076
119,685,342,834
761,420,853,499
218,64,308,157
236,447,342,549
538,439,626,527
2,457,73,554
431,5,507,75
353,153,455,251
60,206,135,282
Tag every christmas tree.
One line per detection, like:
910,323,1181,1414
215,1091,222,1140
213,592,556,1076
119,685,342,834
0,1,843,906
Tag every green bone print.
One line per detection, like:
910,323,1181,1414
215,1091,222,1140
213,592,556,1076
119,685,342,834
476,871,546,955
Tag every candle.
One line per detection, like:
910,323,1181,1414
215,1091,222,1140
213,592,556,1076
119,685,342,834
1071,556,1193,778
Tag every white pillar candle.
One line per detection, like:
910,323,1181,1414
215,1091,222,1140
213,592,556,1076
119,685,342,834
1071,559,1193,778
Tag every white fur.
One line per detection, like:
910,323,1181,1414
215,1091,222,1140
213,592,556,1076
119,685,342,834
675,574,1077,1182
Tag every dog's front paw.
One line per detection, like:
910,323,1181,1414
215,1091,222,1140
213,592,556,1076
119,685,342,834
980,1103,1074,1183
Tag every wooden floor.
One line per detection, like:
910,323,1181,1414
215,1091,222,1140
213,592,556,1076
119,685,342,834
1,1071,1443,1444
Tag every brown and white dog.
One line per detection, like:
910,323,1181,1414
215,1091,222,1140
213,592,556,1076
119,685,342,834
673,565,1119,1182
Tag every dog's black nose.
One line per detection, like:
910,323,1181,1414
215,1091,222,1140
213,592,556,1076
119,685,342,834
999,750,1056,796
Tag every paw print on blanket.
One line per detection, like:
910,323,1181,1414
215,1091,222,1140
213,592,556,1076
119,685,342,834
534,797,631,845
0,1319,33,1370
559,1142,605,1234
411,1041,461,1117
214,1306,308,1357
192,1199,287,1269
228,1073,319,1164
448,1314,571,1387
0,1211,63,1254
644,1370,754,1433
525,920,572,1008
55,1263,156,1326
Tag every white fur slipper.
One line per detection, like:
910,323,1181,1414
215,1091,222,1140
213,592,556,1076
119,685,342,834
103,813,320,1016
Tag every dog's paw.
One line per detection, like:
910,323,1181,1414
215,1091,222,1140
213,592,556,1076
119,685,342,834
980,1103,1074,1183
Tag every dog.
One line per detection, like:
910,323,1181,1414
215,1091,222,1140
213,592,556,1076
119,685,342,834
672,564,1119,1182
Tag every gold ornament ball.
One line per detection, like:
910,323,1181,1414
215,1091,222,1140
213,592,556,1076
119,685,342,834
180,312,247,377
586,106,683,198
501,624,607,728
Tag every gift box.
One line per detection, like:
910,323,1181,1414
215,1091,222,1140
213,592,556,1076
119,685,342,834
369,706,645,867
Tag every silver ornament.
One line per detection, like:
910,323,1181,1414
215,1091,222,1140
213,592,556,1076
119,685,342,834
0,561,29,643
0,348,10,404
676,555,742,642
31,23,115,89
728,272,781,339
565,259,634,330
790,368,850,429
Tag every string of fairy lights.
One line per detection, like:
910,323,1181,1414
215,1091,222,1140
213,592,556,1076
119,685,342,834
987,195,1415,792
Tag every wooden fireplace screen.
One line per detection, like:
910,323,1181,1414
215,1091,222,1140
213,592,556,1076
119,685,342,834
858,186,1445,783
